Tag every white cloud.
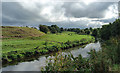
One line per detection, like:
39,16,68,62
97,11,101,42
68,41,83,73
2,0,120,2
105,3,118,19
2,1,118,28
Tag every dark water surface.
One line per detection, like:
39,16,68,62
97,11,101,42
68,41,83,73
1,42,101,71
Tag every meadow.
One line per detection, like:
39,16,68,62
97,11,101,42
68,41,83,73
2,26,95,66
2,32,94,54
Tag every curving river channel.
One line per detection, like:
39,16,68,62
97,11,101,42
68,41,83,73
1,41,101,71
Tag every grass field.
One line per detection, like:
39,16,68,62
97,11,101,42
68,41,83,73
2,31,94,54
2,26,95,65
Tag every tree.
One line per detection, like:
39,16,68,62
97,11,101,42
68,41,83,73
48,26,52,31
51,25,60,33
92,29,98,38
39,25,49,34
89,27,93,31
112,19,120,36
100,25,111,40
60,27,64,31
86,30,90,35
51,27,57,33
100,19,120,40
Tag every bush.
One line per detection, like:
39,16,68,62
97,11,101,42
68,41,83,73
88,49,109,73
17,54,24,59
43,52,92,72
42,49,49,54
65,40,71,45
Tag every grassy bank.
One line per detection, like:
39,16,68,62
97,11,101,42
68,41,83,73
2,26,95,66
2,26,45,38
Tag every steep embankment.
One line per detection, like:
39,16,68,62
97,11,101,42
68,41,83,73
2,26,45,38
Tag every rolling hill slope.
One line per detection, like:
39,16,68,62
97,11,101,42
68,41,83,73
2,26,45,38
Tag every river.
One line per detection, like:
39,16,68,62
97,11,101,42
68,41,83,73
1,41,101,71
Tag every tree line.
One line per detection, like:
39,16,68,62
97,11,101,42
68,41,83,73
39,18,120,41
100,19,120,40
39,24,99,38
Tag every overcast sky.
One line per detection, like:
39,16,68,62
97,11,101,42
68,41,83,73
2,0,119,28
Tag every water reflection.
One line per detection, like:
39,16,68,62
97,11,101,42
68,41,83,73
2,42,101,71
70,41,101,57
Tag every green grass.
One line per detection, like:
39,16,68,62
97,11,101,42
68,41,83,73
2,26,95,65
2,31,94,54
32,31,94,42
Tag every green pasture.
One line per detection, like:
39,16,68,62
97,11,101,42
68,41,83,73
2,31,94,54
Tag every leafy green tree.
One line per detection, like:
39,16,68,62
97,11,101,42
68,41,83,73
51,27,57,33
100,25,111,40
100,19,120,40
86,30,90,35
76,28,81,34
39,25,49,34
112,19,120,36
60,27,64,31
48,26,52,31
90,27,93,31
51,25,60,33
92,29,98,38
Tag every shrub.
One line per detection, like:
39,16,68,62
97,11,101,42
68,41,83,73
43,52,92,72
88,49,109,73
65,40,71,45
42,49,48,54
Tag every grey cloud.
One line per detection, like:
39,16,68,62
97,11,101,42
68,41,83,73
2,2,117,28
62,2,114,18
118,1,120,17
0,2,2,25
2,0,120,2
33,20,101,29
2,2,47,24
92,17,117,23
